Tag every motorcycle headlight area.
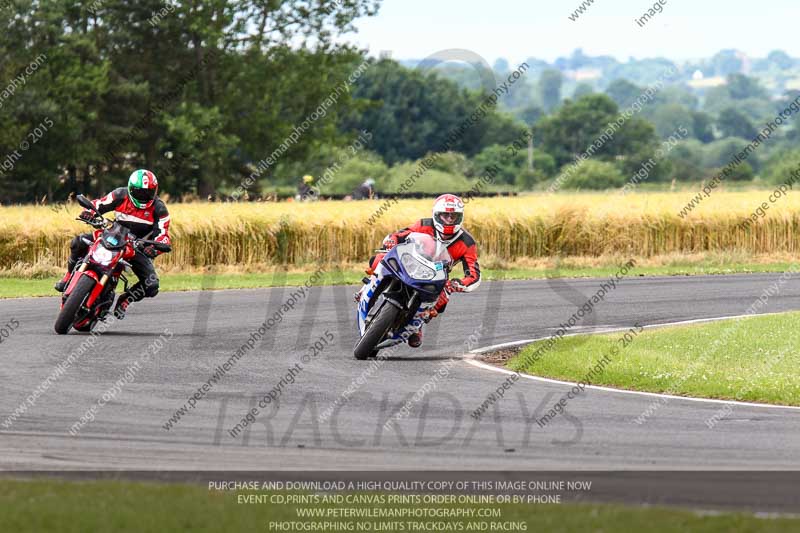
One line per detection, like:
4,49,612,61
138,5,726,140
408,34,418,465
400,253,436,280
90,245,115,265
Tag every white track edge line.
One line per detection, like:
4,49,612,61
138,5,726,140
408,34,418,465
464,312,800,411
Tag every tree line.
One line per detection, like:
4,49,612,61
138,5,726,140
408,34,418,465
2,2,800,204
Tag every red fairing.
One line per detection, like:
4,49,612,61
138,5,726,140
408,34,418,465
85,276,107,307
63,270,99,300
123,241,136,260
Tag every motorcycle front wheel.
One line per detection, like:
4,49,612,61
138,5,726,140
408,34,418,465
54,275,95,335
354,299,400,360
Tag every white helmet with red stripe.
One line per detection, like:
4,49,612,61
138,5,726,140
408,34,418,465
432,194,464,241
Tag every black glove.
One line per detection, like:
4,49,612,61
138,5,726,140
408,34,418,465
141,245,158,259
78,210,96,222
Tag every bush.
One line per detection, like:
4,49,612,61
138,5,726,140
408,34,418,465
516,168,548,189
383,159,473,194
703,161,754,182
315,150,389,195
427,151,472,177
531,152,556,177
726,161,755,181
471,144,557,189
559,160,625,190
665,139,704,181
471,144,525,185
764,150,800,185
702,138,760,171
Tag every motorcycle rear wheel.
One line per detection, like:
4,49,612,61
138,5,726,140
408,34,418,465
354,299,400,360
54,276,96,335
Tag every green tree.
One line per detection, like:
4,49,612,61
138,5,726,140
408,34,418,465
691,112,715,143
766,50,794,70
726,74,768,100
710,50,743,77
717,108,757,139
538,69,563,112
650,104,694,139
605,79,642,108
572,83,594,99
535,94,659,169
342,60,527,164
0,0,380,202
518,105,545,127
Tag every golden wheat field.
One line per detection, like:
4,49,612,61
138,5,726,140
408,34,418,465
2,192,800,272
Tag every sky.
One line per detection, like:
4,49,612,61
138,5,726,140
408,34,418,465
341,0,800,65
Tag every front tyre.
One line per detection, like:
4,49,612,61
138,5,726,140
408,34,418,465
54,276,96,335
354,300,400,360
74,320,97,333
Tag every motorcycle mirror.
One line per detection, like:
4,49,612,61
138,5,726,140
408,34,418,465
76,194,96,212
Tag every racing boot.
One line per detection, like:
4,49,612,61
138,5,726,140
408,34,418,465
408,330,423,348
113,293,132,320
54,272,71,292
354,276,371,303
55,258,78,292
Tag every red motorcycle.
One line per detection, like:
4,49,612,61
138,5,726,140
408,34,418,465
54,195,171,334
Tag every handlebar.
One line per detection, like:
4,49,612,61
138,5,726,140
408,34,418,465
75,215,109,229
73,194,172,253
75,194,110,228
76,194,96,212
136,239,172,253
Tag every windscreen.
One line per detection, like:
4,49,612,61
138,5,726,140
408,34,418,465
402,232,451,264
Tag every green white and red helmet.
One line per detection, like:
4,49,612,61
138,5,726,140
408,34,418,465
128,169,158,208
432,194,464,240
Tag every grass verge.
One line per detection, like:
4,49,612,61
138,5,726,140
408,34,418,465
509,311,800,405
1,260,798,299
0,478,798,533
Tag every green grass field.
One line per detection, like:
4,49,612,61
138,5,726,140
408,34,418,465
1,478,798,533
2,261,798,299
509,311,800,405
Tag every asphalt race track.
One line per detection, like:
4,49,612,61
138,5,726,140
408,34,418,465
2,273,800,507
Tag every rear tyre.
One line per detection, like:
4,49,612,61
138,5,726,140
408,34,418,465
354,300,400,360
54,276,96,335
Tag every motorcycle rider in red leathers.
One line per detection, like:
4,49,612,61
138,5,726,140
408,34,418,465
54,169,171,319
366,194,481,348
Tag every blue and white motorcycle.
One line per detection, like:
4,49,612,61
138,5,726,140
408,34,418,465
354,232,451,360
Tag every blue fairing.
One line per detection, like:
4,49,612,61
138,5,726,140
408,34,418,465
380,246,447,301
356,242,449,341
